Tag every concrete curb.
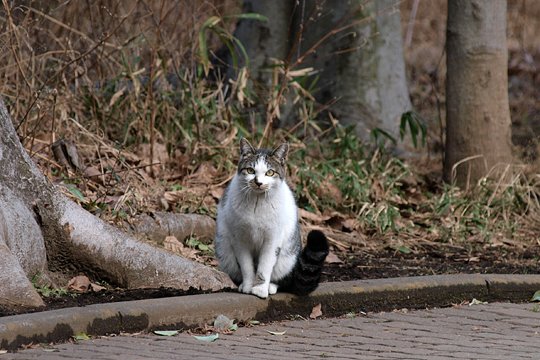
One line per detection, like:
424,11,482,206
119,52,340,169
2,274,540,350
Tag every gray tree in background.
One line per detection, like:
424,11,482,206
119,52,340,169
228,0,411,146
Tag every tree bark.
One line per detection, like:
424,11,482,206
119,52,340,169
0,99,233,310
229,0,293,85
230,0,412,145
301,0,412,144
443,0,514,187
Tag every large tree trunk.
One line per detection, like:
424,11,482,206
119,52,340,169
301,0,412,144
229,0,293,85
230,0,412,146
443,0,514,187
0,99,233,311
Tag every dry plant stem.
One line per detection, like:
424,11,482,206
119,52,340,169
16,4,137,134
3,0,32,89
259,2,383,145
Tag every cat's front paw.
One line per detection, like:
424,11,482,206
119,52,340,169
268,283,278,295
251,284,269,299
238,282,253,294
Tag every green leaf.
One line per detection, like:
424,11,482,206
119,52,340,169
67,185,85,202
266,330,286,336
370,127,397,148
224,13,269,22
396,245,412,254
249,320,260,325
73,333,90,341
531,290,540,302
154,330,179,336
229,323,238,331
399,111,427,148
193,333,219,342
198,243,209,251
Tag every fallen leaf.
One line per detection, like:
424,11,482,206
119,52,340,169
154,330,179,336
186,162,218,185
469,298,488,306
67,275,91,293
325,251,343,264
73,333,90,341
210,187,224,200
341,218,359,232
164,236,198,259
531,290,540,302
0,350,7,354
299,208,329,223
396,245,412,254
310,303,323,319
90,283,106,292
193,334,219,342
213,314,234,331
266,330,286,336
248,320,260,325
164,236,184,253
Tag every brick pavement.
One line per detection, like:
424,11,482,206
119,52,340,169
5,302,540,359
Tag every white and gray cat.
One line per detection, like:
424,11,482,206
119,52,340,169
215,138,328,298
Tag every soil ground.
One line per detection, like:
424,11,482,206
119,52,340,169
2,243,538,318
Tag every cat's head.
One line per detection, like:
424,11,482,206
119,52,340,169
236,138,288,194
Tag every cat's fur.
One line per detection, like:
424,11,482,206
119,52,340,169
215,138,329,298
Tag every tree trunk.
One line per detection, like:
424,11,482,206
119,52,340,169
229,0,293,85
0,99,233,310
301,0,412,144
443,0,514,187
230,0,412,145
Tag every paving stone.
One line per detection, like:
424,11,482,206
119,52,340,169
5,302,540,359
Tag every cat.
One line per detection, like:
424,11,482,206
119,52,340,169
215,138,329,299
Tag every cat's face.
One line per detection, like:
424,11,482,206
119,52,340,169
237,138,288,194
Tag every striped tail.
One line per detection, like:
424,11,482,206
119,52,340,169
283,230,329,295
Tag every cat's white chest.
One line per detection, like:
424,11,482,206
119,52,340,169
221,176,297,244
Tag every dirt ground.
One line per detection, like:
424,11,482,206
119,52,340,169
1,243,537,318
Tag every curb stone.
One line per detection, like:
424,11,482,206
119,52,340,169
1,273,540,350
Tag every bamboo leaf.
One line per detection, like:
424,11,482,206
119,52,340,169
193,333,219,342
154,330,179,336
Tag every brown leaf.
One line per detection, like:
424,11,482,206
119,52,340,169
67,275,91,293
164,235,184,252
187,162,218,185
341,218,359,232
299,209,329,223
83,166,105,185
210,187,224,200
325,251,343,264
163,235,198,260
316,179,343,203
90,283,106,292
309,303,323,319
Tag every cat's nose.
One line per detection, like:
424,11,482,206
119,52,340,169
254,177,262,187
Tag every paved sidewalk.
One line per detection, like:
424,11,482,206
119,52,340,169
5,302,540,359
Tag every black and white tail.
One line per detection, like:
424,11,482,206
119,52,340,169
281,230,329,295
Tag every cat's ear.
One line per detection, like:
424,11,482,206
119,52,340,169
271,142,289,163
240,138,255,157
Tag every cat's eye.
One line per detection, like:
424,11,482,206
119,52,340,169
245,167,255,174
265,169,276,177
